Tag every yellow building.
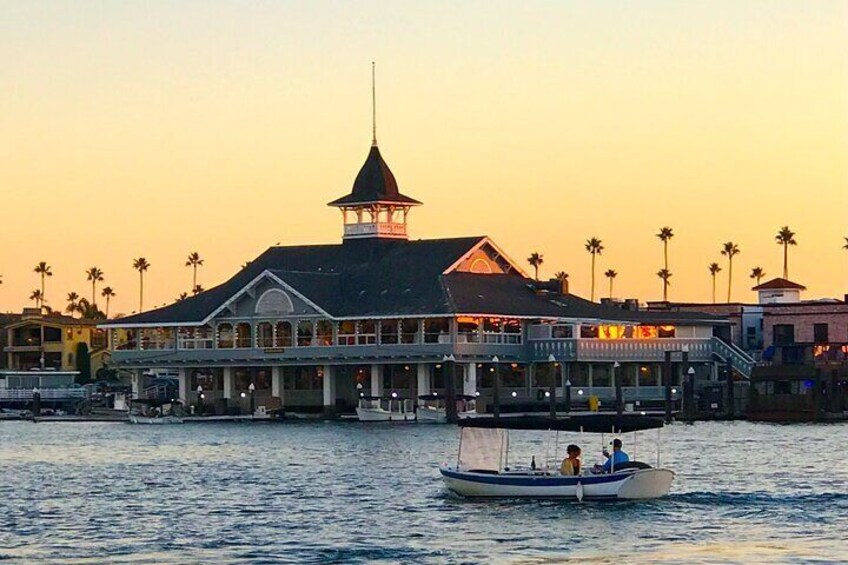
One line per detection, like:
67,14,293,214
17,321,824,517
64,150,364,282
3,308,107,376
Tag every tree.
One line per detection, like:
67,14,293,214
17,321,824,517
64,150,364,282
75,342,91,383
192,284,204,295
656,227,674,271
66,292,80,317
34,262,52,304
527,252,544,281
186,251,204,290
133,257,151,311
843,236,848,250
656,269,672,301
553,271,569,294
29,289,44,307
750,266,766,286
75,298,106,320
604,269,617,299
585,238,604,302
709,263,722,304
101,287,115,318
774,226,796,279
720,242,741,303
176,292,189,302
85,267,104,305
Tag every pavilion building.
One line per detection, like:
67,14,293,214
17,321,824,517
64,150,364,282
102,138,754,416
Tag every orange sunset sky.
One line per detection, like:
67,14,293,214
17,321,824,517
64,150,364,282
0,1,846,316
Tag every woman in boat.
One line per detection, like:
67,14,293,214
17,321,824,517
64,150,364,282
560,444,582,476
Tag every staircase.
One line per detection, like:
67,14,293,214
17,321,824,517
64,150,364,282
711,337,755,378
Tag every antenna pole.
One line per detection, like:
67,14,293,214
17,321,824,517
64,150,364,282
371,61,377,146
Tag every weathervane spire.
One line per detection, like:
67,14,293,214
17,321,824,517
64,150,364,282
371,61,377,147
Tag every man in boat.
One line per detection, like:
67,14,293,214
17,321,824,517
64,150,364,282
594,438,629,473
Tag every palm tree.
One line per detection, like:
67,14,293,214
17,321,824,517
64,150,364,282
656,269,672,301
101,287,115,318
774,226,796,279
34,262,52,304
186,252,204,290
656,227,674,271
29,289,44,307
843,236,848,250
750,266,766,286
192,284,204,295
66,292,80,317
85,267,104,305
554,271,569,294
720,242,741,302
527,252,544,281
708,262,722,303
133,257,151,311
585,238,604,302
176,292,189,302
604,269,617,299
75,298,105,320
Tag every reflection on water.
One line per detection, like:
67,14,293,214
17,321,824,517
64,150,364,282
0,421,846,564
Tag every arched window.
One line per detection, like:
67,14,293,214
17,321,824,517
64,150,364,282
256,322,274,348
217,323,234,348
469,258,493,274
297,320,314,347
275,321,292,347
235,323,252,348
254,289,294,316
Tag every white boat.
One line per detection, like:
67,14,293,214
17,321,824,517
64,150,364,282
128,398,184,425
440,414,674,500
416,393,478,423
355,395,416,422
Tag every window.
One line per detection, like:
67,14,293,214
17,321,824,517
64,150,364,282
358,320,376,345
380,320,399,344
316,320,334,346
482,318,522,344
254,289,294,315
256,322,274,348
424,318,450,343
275,321,292,347
552,325,573,339
773,324,795,346
297,321,314,346
338,320,356,346
457,317,480,343
580,325,599,339
235,323,252,348
400,319,419,344
217,323,234,348
658,325,676,338
814,324,829,344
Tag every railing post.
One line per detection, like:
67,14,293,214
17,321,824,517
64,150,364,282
664,350,673,423
725,357,734,419
492,355,501,419
444,355,458,424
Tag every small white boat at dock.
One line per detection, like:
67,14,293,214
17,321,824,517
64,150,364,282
416,393,478,423
440,414,674,500
355,395,416,422
128,398,184,425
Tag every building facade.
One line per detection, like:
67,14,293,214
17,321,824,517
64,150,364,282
103,139,753,416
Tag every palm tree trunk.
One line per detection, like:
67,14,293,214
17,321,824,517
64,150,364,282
590,253,596,302
663,280,668,301
40,274,45,305
92,281,96,305
727,259,733,303
534,265,538,281
711,274,716,303
663,241,669,271
609,278,613,299
106,297,110,318
139,272,144,311
193,265,197,289
783,243,788,279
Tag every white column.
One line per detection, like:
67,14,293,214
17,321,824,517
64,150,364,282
131,369,144,398
177,368,188,403
370,364,382,396
223,367,233,399
463,362,477,396
272,366,282,398
322,365,336,407
417,363,430,396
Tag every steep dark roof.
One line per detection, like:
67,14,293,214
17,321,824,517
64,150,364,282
327,145,422,207
752,277,806,291
107,241,728,327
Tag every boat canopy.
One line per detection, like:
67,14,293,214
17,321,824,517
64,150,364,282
458,414,664,434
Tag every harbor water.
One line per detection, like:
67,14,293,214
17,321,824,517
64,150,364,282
0,420,846,564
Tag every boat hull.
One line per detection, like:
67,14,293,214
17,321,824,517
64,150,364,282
128,415,183,425
355,407,416,422
417,407,477,424
439,466,674,500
